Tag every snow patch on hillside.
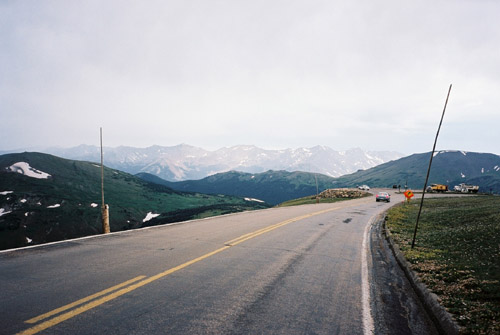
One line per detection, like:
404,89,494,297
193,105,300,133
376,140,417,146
0,208,12,217
244,197,265,203
0,191,14,195
143,212,160,222
434,150,468,157
7,162,51,179
47,204,60,208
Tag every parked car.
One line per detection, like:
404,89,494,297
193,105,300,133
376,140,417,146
376,192,390,202
358,185,370,191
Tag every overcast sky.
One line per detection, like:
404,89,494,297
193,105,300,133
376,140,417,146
1,0,499,155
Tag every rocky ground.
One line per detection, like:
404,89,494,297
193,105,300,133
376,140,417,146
318,188,370,199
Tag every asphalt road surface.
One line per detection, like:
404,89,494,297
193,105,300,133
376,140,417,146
1,191,436,335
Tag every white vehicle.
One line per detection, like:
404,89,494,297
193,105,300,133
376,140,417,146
454,183,479,193
358,185,370,191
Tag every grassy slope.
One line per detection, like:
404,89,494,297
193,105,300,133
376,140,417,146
0,153,269,250
386,196,500,334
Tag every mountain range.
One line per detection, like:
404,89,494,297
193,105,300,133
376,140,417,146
43,144,403,181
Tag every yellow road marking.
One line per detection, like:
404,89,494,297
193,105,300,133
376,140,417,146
19,203,358,335
226,213,317,246
25,275,146,324
224,206,345,246
18,246,230,335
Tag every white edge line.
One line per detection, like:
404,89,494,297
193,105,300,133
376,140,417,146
0,201,347,254
362,215,375,335
0,206,284,254
1,197,370,254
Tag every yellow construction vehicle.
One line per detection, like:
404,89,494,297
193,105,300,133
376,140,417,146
427,184,448,193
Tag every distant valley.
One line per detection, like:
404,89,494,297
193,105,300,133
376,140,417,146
137,170,341,206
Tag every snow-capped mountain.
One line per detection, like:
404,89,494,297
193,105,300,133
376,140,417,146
45,144,404,181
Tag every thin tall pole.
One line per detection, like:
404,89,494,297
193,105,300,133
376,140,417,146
314,174,319,203
101,128,110,234
100,127,104,209
411,84,452,249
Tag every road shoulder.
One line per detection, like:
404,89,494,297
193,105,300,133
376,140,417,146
381,215,461,335
369,213,440,334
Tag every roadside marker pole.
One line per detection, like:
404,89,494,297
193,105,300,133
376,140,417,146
411,84,452,249
101,127,110,234
315,174,319,204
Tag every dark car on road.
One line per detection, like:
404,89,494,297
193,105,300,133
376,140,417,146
376,192,391,202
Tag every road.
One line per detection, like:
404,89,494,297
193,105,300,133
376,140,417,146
1,190,433,334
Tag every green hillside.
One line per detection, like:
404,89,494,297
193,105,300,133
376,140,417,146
139,170,343,205
335,151,500,192
0,153,269,250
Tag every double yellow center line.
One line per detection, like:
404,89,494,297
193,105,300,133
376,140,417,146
18,205,345,335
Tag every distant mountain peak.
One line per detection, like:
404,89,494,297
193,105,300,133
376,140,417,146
43,144,404,182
